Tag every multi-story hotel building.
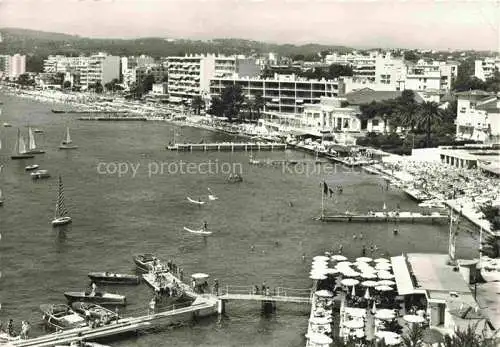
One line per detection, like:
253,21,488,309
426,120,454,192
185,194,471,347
0,54,26,79
474,57,500,81
43,53,120,88
456,90,500,143
167,54,260,104
209,73,344,115
403,60,457,91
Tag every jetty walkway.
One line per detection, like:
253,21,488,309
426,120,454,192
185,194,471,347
167,142,287,152
319,211,449,224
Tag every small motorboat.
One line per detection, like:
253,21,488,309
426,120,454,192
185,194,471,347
31,169,50,179
40,304,87,330
2,122,12,127
183,226,213,235
33,128,44,134
25,164,39,171
133,253,159,272
88,272,140,285
187,197,205,205
63,291,127,306
71,302,120,321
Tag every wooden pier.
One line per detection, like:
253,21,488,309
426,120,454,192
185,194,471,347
12,300,217,347
318,211,449,224
78,116,147,121
166,142,287,152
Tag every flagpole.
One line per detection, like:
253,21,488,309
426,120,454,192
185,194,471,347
448,207,454,263
321,181,325,219
479,225,483,267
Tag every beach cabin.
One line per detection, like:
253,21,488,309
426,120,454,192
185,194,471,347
391,253,496,337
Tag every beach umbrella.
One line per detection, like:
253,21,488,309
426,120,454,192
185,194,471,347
309,316,332,325
360,272,377,279
345,307,366,318
375,263,392,270
305,332,333,345
403,314,426,324
375,285,393,292
315,290,334,298
375,331,400,340
377,272,395,280
309,273,327,280
351,285,356,297
344,270,361,278
343,319,364,329
361,280,378,287
377,280,396,286
356,257,373,263
371,301,376,314
331,255,347,261
313,255,329,261
324,268,339,275
363,288,371,300
374,258,390,263
375,310,395,320
341,278,359,286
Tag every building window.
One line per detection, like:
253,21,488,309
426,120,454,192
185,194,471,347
372,119,379,126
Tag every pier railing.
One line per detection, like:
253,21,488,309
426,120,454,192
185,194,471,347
218,285,311,299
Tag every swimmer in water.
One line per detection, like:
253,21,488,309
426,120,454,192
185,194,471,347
289,201,293,207
250,245,255,251
359,233,364,239
302,253,306,261
353,235,357,240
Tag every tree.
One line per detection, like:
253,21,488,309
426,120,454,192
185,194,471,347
220,85,245,121
129,82,144,99
400,323,424,347
16,73,34,86
207,96,224,118
327,64,353,79
482,234,500,258
63,81,71,89
416,101,443,147
191,95,205,115
404,51,420,63
441,323,499,347
142,74,156,92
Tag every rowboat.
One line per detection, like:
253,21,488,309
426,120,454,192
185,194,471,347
183,227,212,235
63,292,126,306
40,304,87,330
88,272,140,285
25,164,39,171
187,197,205,205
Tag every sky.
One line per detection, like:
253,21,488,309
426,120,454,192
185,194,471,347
0,0,499,51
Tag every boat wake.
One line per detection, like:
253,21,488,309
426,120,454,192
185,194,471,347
183,227,212,235
187,197,205,205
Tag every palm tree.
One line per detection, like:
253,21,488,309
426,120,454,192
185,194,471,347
191,96,205,115
401,324,424,347
441,323,499,347
416,101,443,147
398,101,419,133
252,93,265,121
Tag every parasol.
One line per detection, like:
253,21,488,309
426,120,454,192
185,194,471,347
309,273,327,280
361,280,378,287
305,332,333,345
330,255,347,261
377,271,395,280
191,273,209,279
313,255,329,261
375,285,393,292
342,319,364,329
356,257,373,263
375,263,392,270
315,290,334,298
363,288,371,300
403,314,426,324
360,272,377,279
341,278,359,286
377,280,396,286
374,258,390,263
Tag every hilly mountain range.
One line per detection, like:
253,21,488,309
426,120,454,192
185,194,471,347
0,28,354,71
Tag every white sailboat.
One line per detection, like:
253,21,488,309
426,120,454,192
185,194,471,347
0,188,4,206
59,127,78,150
11,128,35,159
52,176,72,226
26,126,45,154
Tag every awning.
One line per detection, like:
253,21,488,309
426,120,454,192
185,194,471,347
390,255,415,295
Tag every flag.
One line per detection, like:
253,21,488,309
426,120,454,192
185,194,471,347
323,181,329,195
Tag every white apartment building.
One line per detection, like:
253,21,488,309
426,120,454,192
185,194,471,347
404,60,458,91
474,57,500,81
456,90,500,143
43,53,120,87
167,54,259,104
121,55,155,88
301,97,360,133
209,73,344,115
0,54,26,79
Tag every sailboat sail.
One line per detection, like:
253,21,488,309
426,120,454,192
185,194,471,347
55,176,69,218
18,134,27,154
28,127,36,150
65,127,71,144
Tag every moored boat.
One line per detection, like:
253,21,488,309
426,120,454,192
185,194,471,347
26,126,45,154
11,129,35,159
25,164,39,171
59,127,78,149
31,169,50,179
63,291,127,306
133,253,158,272
52,176,72,226
0,189,4,206
88,272,140,285
2,122,12,127
40,303,87,330
71,302,120,321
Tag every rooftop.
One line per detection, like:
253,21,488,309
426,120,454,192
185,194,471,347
407,253,471,293
344,88,402,105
